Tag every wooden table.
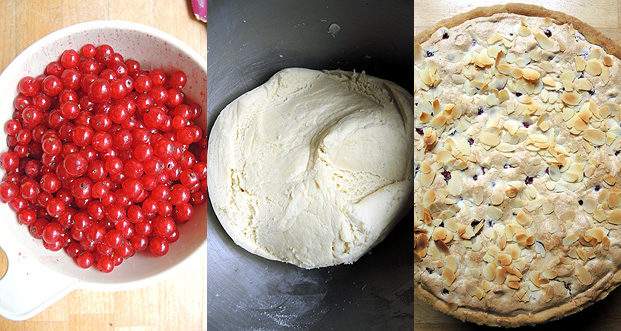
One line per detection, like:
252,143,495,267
0,1,206,330
415,0,621,330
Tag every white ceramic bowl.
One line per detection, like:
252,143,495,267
0,21,207,321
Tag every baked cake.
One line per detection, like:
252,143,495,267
414,3,621,327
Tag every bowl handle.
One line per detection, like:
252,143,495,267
0,240,78,321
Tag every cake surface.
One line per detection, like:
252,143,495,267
414,4,621,327
208,68,413,269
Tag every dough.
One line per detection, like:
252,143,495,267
207,68,413,269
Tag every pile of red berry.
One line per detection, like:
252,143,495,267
0,44,207,273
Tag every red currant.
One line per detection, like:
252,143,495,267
149,236,169,256
63,153,88,177
2,47,206,272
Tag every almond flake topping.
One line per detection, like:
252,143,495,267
522,68,540,81
604,174,617,186
585,59,603,76
534,30,554,49
446,255,458,272
442,267,456,286
607,210,621,224
414,13,621,319
576,264,593,285
583,129,606,146
563,233,579,246
447,171,463,196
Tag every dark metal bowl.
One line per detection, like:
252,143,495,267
207,1,413,329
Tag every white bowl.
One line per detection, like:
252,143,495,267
0,20,207,321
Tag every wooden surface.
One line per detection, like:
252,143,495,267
0,0,206,330
414,0,621,330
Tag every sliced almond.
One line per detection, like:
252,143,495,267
432,227,448,242
490,190,504,205
594,209,607,222
414,233,428,253
584,129,606,146
442,267,456,286
585,228,604,243
506,187,518,198
576,264,593,285
487,34,504,45
544,285,554,302
583,199,597,214
420,169,436,187
530,270,541,288
473,186,484,206
563,233,579,246
548,165,561,181
497,143,516,153
603,236,611,250
486,93,499,106
446,255,458,272
577,78,593,92
542,76,556,87
422,128,437,146
466,285,485,300
419,161,431,174
504,265,523,279
497,253,512,266
495,267,507,285
577,247,588,261
504,120,520,135
506,279,521,290
585,59,603,76
562,91,581,106
603,66,611,84
607,209,621,224
447,171,463,196
499,89,510,103
479,131,501,147
575,56,587,71
475,50,495,67
507,243,521,260
522,68,540,81
487,206,503,220
542,201,555,214
534,31,554,49
542,269,557,279
604,174,617,186
482,280,492,293
518,25,531,37
578,104,593,122
516,211,531,227
414,44,426,64
498,233,507,251
422,190,435,208
443,231,454,244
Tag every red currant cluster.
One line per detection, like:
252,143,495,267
0,44,207,273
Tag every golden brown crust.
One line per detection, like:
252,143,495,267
415,268,620,327
415,3,621,327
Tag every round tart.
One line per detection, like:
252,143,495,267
414,4,621,327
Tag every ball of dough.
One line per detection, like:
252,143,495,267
207,68,413,269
